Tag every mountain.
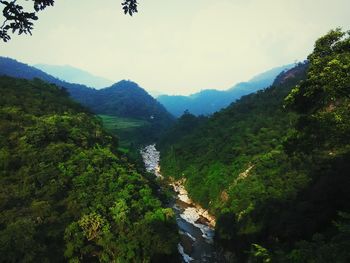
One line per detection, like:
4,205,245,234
0,57,174,145
157,64,294,117
34,64,113,89
90,80,172,120
159,34,350,262
159,63,309,211
88,80,175,146
0,57,97,105
160,63,313,260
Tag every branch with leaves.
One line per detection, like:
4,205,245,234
0,0,139,42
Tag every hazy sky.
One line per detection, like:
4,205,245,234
1,0,350,95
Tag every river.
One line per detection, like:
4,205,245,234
141,144,225,262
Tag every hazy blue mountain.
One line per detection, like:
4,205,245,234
157,64,294,117
34,64,114,89
0,57,97,105
91,80,169,118
148,89,164,98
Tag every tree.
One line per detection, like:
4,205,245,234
0,0,139,42
284,28,350,154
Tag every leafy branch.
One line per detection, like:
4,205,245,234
0,0,139,42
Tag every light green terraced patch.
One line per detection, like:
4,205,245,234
98,114,151,149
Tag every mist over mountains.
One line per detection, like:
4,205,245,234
2,57,295,119
157,64,294,116
34,64,114,89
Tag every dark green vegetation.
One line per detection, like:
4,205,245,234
0,76,179,262
0,57,174,148
158,64,293,117
159,29,350,262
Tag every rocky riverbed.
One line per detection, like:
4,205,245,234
141,144,223,262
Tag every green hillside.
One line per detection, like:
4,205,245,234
0,76,178,262
159,29,350,262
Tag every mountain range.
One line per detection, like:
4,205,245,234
0,57,172,121
2,57,296,119
157,64,294,117
0,57,174,145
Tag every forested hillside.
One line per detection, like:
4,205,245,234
159,62,308,208
0,76,179,262
159,29,350,262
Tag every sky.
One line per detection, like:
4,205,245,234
1,0,350,95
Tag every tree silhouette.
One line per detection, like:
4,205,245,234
0,0,138,42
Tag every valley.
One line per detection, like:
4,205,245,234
1,27,350,263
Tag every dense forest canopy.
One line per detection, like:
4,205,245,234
0,76,179,262
159,29,350,262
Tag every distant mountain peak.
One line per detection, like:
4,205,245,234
106,80,148,95
34,63,114,89
111,79,139,87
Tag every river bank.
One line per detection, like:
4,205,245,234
171,179,216,228
141,144,223,262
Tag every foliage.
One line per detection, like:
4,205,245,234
273,212,350,263
285,28,350,154
122,0,138,16
0,0,139,42
0,76,178,262
250,244,271,263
